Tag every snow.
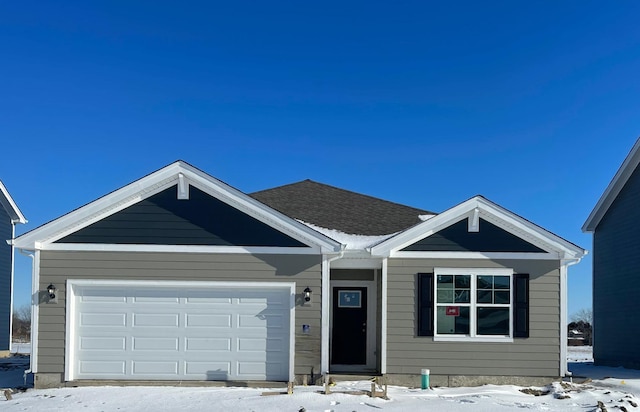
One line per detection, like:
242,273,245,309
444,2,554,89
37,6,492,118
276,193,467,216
2,346,640,411
299,220,397,250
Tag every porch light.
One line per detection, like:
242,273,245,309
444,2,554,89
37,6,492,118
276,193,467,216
303,287,312,302
47,284,57,300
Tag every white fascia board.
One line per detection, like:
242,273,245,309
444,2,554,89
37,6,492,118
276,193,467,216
41,243,321,255
13,161,342,253
391,251,561,260
0,181,27,224
583,137,640,232
371,196,586,260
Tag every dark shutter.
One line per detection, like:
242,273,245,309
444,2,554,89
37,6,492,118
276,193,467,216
417,273,434,336
513,273,530,338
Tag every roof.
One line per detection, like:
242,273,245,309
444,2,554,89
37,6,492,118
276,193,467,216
583,137,640,232
250,179,435,236
13,161,341,253
0,180,27,224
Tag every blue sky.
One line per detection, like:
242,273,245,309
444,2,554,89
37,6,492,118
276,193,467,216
1,1,639,318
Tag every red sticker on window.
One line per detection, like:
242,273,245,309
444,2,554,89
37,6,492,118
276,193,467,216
446,306,460,316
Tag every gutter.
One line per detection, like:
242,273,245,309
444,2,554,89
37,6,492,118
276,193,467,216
561,255,586,377
18,248,37,380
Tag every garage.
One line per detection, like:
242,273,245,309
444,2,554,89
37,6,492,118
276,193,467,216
66,281,294,382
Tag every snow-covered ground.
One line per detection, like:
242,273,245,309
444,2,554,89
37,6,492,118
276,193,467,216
1,346,639,411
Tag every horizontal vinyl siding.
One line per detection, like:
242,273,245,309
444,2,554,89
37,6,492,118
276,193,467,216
38,251,322,377
386,258,560,377
593,165,640,367
0,209,12,350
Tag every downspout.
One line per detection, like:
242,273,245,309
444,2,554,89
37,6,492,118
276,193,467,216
321,248,345,375
19,248,38,379
560,256,584,377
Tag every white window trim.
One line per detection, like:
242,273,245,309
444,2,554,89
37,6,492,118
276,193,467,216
433,267,514,343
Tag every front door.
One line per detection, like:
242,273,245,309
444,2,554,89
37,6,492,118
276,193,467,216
331,287,367,365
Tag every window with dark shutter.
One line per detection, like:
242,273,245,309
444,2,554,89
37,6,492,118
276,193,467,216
513,273,530,338
417,273,434,336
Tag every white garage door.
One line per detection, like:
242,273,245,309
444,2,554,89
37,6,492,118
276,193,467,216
68,282,293,381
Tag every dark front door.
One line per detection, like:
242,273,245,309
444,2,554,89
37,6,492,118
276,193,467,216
331,286,367,365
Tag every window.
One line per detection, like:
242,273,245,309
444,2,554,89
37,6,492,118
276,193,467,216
417,268,529,341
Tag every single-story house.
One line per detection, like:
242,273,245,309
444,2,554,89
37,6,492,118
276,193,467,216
0,180,27,356
13,161,585,388
583,137,640,369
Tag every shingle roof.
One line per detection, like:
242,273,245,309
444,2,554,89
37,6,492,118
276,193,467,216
250,179,435,236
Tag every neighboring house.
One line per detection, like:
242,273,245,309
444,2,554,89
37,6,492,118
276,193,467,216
0,180,27,357
583,137,640,369
13,161,585,388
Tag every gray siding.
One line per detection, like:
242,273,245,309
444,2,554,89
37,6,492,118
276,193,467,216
37,251,322,378
593,164,640,368
0,207,12,351
386,258,561,377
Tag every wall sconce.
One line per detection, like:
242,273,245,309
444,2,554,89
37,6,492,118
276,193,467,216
303,287,312,302
47,284,57,300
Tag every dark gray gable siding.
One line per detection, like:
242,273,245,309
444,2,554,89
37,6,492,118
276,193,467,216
57,185,308,247
0,206,12,350
401,218,546,253
593,163,640,368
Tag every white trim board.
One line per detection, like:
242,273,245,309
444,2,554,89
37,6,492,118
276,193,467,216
370,196,586,260
13,161,342,254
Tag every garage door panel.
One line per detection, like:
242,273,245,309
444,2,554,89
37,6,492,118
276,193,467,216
186,313,231,327
132,337,179,351
186,337,231,351
80,336,126,351
71,284,291,381
133,313,179,327
80,360,126,375
80,312,127,327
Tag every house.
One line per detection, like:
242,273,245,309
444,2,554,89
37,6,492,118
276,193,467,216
0,180,27,357
583,137,640,369
12,161,585,388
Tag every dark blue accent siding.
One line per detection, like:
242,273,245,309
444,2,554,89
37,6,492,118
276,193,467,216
57,185,308,247
593,164,640,368
0,206,12,350
401,218,546,253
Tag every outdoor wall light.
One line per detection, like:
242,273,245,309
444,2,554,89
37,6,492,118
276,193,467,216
303,287,312,302
47,284,57,300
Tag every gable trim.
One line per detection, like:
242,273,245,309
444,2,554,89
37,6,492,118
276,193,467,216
39,243,321,255
583,137,640,232
391,251,561,260
370,196,585,260
0,181,27,224
13,161,342,253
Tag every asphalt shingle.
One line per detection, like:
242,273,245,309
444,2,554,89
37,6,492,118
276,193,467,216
250,179,435,236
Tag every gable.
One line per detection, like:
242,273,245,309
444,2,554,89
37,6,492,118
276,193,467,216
400,218,546,253
56,185,308,247
597,160,640,232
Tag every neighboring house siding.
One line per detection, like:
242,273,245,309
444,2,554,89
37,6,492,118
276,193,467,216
593,165,640,368
37,251,322,378
386,258,560,377
0,207,12,351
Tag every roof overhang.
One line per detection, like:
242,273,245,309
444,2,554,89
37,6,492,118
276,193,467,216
369,196,586,261
0,180,27,225
12,161,342,253
583,137,640,232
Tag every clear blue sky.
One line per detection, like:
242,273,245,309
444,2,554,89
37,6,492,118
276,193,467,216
2,1,639,318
